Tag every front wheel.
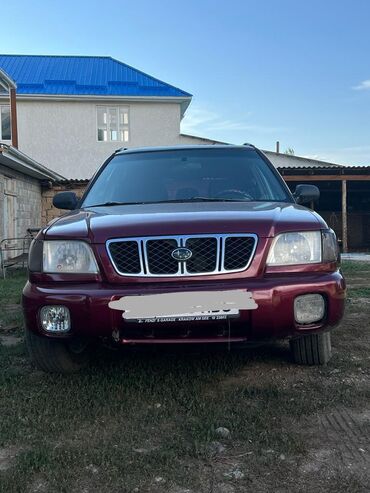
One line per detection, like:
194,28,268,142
25,329,89,373
290,331,332,365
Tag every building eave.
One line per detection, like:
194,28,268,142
0,67,16,91
0,93,192,117
0,93,192,103
0,143,65,181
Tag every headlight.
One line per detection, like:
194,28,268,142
267,231,322,265
43,241,99,273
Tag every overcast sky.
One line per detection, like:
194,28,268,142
1,0,370,165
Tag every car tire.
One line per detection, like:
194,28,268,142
25,329,89,373
290,331,332,365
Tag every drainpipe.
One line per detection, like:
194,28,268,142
9,87,18,148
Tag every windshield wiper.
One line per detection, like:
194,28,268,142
148,197,252,204
191,196,250,202
87,197,252,207
88,201,145,207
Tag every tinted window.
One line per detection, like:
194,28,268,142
82,148,292,207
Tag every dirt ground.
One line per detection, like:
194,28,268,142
0,264,369,493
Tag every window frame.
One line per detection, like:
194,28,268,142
0,104,11,141
96,105,130,143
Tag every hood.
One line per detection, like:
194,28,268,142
44,202,327,243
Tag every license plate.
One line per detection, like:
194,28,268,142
131,309,240,324
109,289,258,323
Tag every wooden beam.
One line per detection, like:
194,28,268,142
9,87,18,148
342,179,348,253
282,174,370,181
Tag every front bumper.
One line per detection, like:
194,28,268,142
23,271,345,344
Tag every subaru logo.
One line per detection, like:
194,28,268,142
171,247,192,261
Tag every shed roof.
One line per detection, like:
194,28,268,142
0,55,191,99
0,143,64,181
263,151,346,169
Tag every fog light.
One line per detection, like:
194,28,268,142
40,306,71,333
294,294,325,325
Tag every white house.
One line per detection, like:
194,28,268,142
0,54,209,179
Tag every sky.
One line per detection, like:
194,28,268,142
1,0,370,165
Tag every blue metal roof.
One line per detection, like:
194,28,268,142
0,55,191,98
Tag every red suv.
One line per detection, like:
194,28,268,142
23,145,345,373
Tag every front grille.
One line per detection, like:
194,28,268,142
107,234,257,277
146,239,178,274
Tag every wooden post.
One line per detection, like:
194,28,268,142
342,179,348,253
9,87,18,148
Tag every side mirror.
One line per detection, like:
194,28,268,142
53,191,78,210
293,184,320,205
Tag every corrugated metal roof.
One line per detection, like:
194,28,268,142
278,165,370,172
263,150,346,169
57,179,89,184
277,165,344,170
0,55,191,98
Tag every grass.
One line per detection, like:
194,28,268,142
0,263,369,492
341,260,370,272
348,287,370,298
0,269,27,304
0,269,27,329
2,343,368,492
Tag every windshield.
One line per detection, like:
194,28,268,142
82,148,292,207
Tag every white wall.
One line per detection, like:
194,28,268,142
16,100,185,179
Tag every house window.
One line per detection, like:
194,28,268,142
0,105,11,141
97,106,129,142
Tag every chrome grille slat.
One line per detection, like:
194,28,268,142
107,234,257,277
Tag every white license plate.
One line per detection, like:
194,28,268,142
109,289,258,323
132,309,240,324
